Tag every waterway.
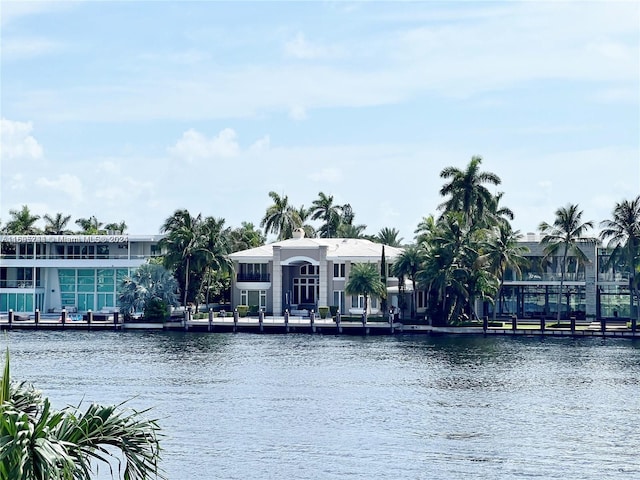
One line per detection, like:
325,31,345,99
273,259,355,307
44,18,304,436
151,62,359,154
3,331,640,479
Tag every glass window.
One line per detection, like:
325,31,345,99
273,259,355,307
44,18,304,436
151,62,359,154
333,263,346,278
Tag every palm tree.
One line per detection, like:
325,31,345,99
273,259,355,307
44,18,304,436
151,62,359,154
75,216,104,234
337,223,367,239
119,264,179,319
43,213,72,235
375,227,403,247
599,195,640,327
198,217,233,308
159,209,206,306
392,244,424,319
1,350,164,480
260,191,302,240
345,263,386,323
310,192,343,238
228,222,266,253
104,221,128,234
296,205,317,238
4,205,41,234
539,204,595,322
414,214,438,244
482,223,530,319
438,156,502,228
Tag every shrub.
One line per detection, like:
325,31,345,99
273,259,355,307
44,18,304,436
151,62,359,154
318,306,330,319
237,305,249,317
143,298,169,322
329,305,339,317
249,305,259,315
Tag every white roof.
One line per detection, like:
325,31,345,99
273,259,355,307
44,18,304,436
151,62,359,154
229,237,404,262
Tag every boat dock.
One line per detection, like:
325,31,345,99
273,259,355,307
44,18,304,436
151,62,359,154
0,311,638,338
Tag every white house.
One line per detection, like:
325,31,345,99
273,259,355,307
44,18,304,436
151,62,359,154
228,229,403,316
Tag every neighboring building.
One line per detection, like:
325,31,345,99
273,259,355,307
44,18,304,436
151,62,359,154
0,234,162,314
228,229,402,316
411,234,633,322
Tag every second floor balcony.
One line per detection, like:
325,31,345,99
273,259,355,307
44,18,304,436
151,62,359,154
236,273,271,282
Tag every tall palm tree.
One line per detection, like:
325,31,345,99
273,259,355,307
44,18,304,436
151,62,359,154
198,217,233,308
1,350,164,480
310,192,343,238
260,191,302,240
482,223,529,319
438,156,502,228
414,214,438,244
392,244,424,319
159,209,205,306
4,205,41,234
75,216,104,235
296,205,316,238
345,263,386,323
43,213,72,235
539,204,595,322
599,195,640,326
375,227,403,247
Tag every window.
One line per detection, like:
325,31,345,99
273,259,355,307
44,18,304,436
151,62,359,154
19,244,34,259
240,290,266,309
300,265,318,276
333,263,345,278
333,290,345,313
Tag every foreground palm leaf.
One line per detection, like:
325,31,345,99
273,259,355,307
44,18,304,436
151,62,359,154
0,350,164,480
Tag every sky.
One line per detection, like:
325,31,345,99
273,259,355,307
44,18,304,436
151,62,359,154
1,0,639,243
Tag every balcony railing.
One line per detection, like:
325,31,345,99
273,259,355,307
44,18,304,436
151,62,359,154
0,280,40,288
505,272,587,282
236,273,271,282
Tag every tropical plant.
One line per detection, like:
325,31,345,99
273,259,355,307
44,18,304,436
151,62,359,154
0,349,164,480
392,244,424,319
375,227,403,247
75,216,105,235
43,213,73,235
599,195,640,326
119,263,179,319
336,223,367,239
345,263,386,322
104,221,128,235
3,205,41,234
438,156,502,228
260,191,302,240
310,192,344,238
227,222,265,253
539,204,595,322
482,223,529,319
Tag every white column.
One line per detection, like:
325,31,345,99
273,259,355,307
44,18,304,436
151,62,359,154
319,246,328,307
272,246,282,315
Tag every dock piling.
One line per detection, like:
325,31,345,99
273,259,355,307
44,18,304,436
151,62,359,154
310,310,316,333
259,310,264,333
8,310,13,329
34,309,40,329
284,310,289,333
208,308,213,332
61,308,67,327
87,309,93,330
233,309,238,333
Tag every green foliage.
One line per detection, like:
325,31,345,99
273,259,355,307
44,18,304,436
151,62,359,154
0,350,164,480
144,298,170,321
119,264,179,318
236,305,249,317
318,306,330,319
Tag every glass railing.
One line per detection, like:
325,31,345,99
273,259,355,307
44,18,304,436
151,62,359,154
0,280,41,288
505,272,587,282
237,273,271,282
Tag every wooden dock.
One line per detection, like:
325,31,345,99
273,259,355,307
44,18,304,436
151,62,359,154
1,313,638,338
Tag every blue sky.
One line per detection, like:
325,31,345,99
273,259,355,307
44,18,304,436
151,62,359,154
1,1,638,242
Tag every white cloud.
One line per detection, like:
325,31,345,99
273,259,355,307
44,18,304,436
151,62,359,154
2,37,63,60
289,105,308,121
98,160,121,174
0,118,44,160
249,135,271,153
284,32,341,60
308,167,343,183
35,174,84,204
168,128,240,163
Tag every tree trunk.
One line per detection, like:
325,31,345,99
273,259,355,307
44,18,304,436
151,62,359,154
183,255,190,307
557,245,568,323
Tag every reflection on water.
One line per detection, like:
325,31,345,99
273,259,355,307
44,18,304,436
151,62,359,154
4,331,640,480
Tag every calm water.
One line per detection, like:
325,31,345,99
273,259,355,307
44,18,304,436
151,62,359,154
3,330,640,479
